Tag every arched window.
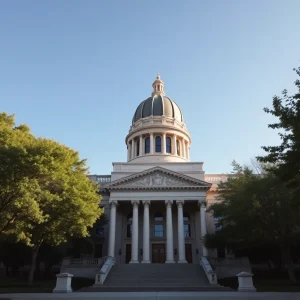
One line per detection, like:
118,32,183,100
145,137,150,154
136,139,140,156
153,212,164,237
176,140,180,155
166,137,171,154
127,213,133,238
155,136,161,153
183,212,191,237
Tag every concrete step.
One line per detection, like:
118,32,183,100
79,286,234,292
103,264,210,288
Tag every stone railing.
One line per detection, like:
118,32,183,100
94,256,116,286
200,256,218,285
61,257,105,268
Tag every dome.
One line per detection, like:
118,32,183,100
132,74,184,124
132,95,183,124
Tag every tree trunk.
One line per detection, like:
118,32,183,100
28,245,41,285
281,244,296,282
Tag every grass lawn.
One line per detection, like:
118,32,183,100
219,270,300,292
0,277,94,294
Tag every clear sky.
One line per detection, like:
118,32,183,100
1,0,299,175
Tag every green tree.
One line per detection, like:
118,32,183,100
0,113,102,284
207,161,300,282
257,66,300,194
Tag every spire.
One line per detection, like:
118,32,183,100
152,73,165,96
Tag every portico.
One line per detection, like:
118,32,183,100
105,167,211,264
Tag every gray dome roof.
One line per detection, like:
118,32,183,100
132,95,183,124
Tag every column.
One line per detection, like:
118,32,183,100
182,140,186,158
142,201,150,263
127,143,130,161
172,134,177,155
131,139,135,159
165,200,175,263
139,135,143,156
108,201,118,257
130,200,139,263
150,133,154,154
162,133,166,154
176,200,187,263
199,201,208,256
128,142,132,160
186,142,189,161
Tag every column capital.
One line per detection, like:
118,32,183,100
198,200,207,208
142,200,150,206
165,200,173,207
131,200,140,207
176,200,184,207
109,201,118,208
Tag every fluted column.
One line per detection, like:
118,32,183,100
165,200,175,263
108,201,118,257
162,133,166,154
199,201,208,256
130,200,139,263
139,135,143,156
150,133,154,154
176,200,187,263
131,139,135,159
172,134,177,155
142,201,150,263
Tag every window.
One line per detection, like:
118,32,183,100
154,224,164,237
176,140,180,155
153,212,164,237
155,136,161,152
127,213,133,238
145,137,150,154
183,213,191,237
136,139,140,156
166,137,171,153
184,224,191,237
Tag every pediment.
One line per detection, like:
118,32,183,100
106,167,211,191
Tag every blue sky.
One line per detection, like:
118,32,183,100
1,0,299,175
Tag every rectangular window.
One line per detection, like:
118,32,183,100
127,224,132,238
154,224,164,237
184,224,191,237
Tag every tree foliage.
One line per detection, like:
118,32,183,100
0,113,102,283
207,161,300,281
257,66,300,194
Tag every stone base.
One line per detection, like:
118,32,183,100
178,260,187,263
129,260,140,264
165,260,175,264
141,260,151,264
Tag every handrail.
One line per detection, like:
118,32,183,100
200,256,218,285
94,256,115,285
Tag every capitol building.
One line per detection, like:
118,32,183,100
88,75,229,265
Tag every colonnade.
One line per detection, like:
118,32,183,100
127,133,189,161
107,200,208,263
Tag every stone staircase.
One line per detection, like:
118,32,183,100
79,264,233,292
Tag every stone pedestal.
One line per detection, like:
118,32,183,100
53,273,73,293
237,271,256,292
